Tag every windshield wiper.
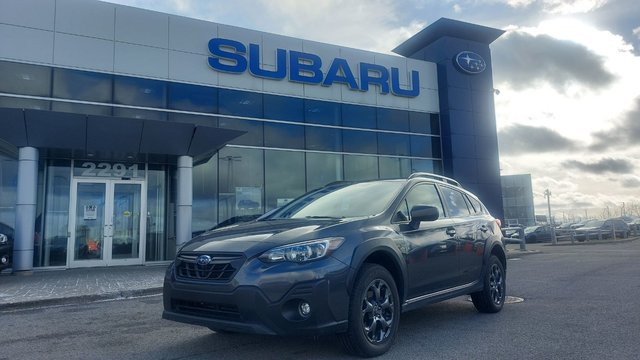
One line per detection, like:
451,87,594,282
304,215,345,220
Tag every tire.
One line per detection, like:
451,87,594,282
339,264,400,358
471,255,506,313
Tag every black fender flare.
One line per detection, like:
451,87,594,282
346,238,408,303
484,236,507,273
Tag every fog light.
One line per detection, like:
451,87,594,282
298,301,311,317
1,256,8,264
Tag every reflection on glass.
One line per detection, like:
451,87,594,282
265,151,305,212
306,127,341,152
53,68,112,102
114,76,166,107
38,160,71,267
342,103,375,129
305,99,341,125
219,118,263,146
0,61,52,96
0,96,50,110
192,155,218,236
343,129,377,154
168,82,217,112
75,183,105,261
264,94,303,122
377,108,409,131
146,165,169,261
112,184,141,259
0,155,17,243
344,155,378,181
306,152,343,191
378,133,410,156
264,123,304,149
218,147,264,224
379,157,411,179
218,89,263,118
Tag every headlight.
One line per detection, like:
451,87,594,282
259,237,345,263
0,234,7,245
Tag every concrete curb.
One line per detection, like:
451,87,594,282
0,286,163,312
506,250,541,259
543,236,639,247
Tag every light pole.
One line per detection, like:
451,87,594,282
544,189,557,245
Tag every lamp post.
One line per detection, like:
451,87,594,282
544,189,557,245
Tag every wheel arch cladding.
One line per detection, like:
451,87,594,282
490,243,507,271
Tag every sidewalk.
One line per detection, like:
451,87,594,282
0,264,167,311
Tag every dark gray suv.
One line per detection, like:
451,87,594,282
163,173,506,357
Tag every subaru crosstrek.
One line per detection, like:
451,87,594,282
162,173,506,357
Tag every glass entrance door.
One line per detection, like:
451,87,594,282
69,179,146,267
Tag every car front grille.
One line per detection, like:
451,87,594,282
175,253,245,282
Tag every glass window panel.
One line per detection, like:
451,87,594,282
218,89,262,118
113,107,167,121
0,61,51,96
37,160,71,267
430,113,441,135
379,157,411,179
264,123,304,149
0,155,17,236
114,75,166,108
377,108,409,131
378,133,410,156
343,130,377,154
53,68,112,102
409,111,429,134
168,82,217,113
264,94,303,122
219,118,263,146
265,150,305,212
305,99,341,125
344,154,378,181
146,164,170,261
306,152,343,191
218,147,264,223
411,159,442,174
168,113,218,127
395,184,445,222
305,127,341,152
441,187,472,217
0,96,50,110
192,155,218,236
410,135,443,158
342,104,375,129
52,101,112,116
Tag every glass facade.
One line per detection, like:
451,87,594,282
501,174,536,227
0,59,443,267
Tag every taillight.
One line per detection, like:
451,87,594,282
495,219,502,228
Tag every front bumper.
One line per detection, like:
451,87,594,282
162,256,350,336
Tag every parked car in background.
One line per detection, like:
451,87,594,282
522,225,553,243
574,218,629,241
163,173,506,357
0,222,14,271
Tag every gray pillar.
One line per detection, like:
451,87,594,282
176,156,193,247
13,147,38,273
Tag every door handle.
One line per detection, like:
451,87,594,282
446,228,456,237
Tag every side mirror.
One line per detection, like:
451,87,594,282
410,205,439,226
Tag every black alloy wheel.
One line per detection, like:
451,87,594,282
471,255,506,313
340,264,400,357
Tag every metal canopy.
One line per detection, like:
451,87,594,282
0,108,245,163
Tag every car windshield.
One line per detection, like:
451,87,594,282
583,220,604,227
268,181,404,219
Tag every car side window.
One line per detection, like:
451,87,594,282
393,184,445,222
441,186,471,218
467,196,484,215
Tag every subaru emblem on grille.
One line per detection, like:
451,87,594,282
196,255,212,266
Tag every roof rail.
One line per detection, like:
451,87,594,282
408,172,461,187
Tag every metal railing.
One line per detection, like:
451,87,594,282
408,173,461,187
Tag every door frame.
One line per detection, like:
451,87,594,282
68,178,147,268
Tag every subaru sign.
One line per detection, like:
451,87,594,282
454,51,486,74
208,38,420,97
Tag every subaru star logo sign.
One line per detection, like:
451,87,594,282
454,51,486,74
196,255,212,266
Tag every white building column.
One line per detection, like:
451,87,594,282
13,147,38,273
176,156,193,247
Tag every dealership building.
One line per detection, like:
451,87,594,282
0,0,504,272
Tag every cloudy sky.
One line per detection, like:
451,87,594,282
105,0,640,220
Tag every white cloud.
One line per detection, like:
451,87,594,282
453,4,463,12
496,0,608,14
634,26,640,39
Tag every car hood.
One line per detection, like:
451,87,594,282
179,218,354,258
576,226,601,232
